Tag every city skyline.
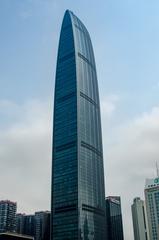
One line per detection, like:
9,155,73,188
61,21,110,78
1,1,159,239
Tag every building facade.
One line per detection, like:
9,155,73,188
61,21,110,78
23,215,35,238
145,178,159,240
131,197,149,240
16,214,35,238
0,200,17,233
51,10,106,240
16,212,50,240
16,214,25,234
35,211,50,240
105,196,124,240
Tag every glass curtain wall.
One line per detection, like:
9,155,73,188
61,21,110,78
51,10,106,240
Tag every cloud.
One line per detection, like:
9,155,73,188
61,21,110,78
101,94,119,118
102,106,159,239
0,99,52,213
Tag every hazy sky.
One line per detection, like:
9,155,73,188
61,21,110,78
1,0,159,239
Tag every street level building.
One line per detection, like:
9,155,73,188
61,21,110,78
0,200,17,233
131,197,149,240
51,10,106,240
145,178,159,240
105,196,124,240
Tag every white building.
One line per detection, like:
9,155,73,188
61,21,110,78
131,197,149,240
145,178,159,240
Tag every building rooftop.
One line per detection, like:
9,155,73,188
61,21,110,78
145,177,159,189
0,200,17,205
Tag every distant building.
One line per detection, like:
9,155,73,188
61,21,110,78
105,196,124,240
23,215,35,238
0,200,17,233
131,197,149,240
16,212,50,240
16,214,25,234
145,177,159,240
16,214,35,238
35,211,50,240
0,232,34,240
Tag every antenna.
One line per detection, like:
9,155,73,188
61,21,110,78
156,161,159,178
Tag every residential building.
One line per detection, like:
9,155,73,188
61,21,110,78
35,211,50,240
23,215,35,238
51,10,106,240
16,214,25,234
105,196,124,240
0,200,17,233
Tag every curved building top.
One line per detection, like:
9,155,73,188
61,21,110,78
52,10,106,239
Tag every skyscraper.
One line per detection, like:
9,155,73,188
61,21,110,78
51,10,106,240
0,200,17,233
131,197,149,240
105,196,124,240
145,177,159,240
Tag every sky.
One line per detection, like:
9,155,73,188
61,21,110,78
1,0,159,239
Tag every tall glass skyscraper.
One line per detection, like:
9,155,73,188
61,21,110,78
51,10,106,240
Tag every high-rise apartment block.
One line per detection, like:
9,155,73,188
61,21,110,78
131,197,149,240
0,200,17,233
35,211,50,240
16,213,25,234
23,215,35,237
16,214,35,237
16,212,50,240
51,10,106,240
105,196,124,240
145,178,159,240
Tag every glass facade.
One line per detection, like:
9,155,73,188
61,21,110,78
51,10,106,240
105,197,124,240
